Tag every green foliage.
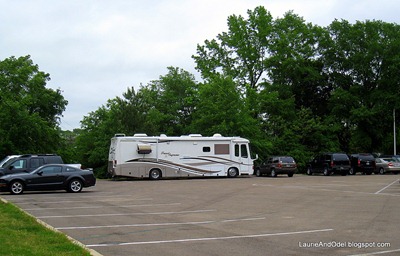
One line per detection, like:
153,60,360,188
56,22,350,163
0,56,67,157
193,6,273,90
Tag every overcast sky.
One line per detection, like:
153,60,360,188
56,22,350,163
1,0,399,130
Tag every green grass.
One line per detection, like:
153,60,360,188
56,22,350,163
0,200,92,256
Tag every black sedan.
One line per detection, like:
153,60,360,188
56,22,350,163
0,164,96,194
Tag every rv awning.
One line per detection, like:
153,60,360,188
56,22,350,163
137,143,152,154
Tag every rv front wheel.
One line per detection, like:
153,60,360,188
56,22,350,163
149,169,162,180
227,168,238,178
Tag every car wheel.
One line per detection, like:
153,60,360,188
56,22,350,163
255,169,262,177
10,181,24,195
349,168,355,175
323,167,330,176
379,168,385,175
288,173,294,177
228,168,238,178
306,167,312,176
68,179,83,193
149,169,162,180
270,169,277,177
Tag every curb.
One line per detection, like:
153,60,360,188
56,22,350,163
0,197,103,256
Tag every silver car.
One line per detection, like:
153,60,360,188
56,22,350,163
374,158,400,174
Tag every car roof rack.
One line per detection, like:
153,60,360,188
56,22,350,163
19,154,58,157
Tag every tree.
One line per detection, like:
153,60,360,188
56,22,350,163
326,20,400,152
268,11,330,116
0,56,67,156
140,67,199,135
193,6,273,91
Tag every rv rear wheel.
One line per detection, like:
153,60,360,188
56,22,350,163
227,168,238,178
149,169,162,180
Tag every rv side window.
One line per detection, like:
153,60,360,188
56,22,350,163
241,144,248,158
215,144,229,155
203,147,211,152
235,144,240,157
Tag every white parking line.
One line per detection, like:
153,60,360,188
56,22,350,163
24,202,180,211
86,228,334,247
2,192,113,201
15,198,153,205
56,217,266,230
253,183,400,197
348,248,400,256
37,209,216,218
374,179,400,194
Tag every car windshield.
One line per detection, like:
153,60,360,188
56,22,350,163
333,154,348,160
280,157,295,163
0,158,11,167
358,155,374,160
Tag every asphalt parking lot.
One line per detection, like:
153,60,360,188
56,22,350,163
2,174,400,256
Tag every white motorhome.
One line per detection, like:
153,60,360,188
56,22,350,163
108,133,257,179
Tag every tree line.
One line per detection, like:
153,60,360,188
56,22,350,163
1,6,400,177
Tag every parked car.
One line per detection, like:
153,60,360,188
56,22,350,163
0,155,21,168
0,164,96,194
0,154,63,176
307,153,350,176
254,156,297,177
349,153,376,175
374,158,400,174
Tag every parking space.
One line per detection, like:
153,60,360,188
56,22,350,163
2,175,400,256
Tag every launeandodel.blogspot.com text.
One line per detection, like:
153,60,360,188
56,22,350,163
298,241,391,250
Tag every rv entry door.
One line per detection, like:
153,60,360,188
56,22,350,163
234,143,251,173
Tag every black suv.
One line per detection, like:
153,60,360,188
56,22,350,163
0,154,64,176
349,153,375,175
254,156,297,177
307,153,350,176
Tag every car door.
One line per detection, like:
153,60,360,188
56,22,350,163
26,165,64,190
312,155,323,172
6,159,27,174
262,158,272,173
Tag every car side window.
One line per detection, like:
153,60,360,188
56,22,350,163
65,167,77,172
41,166,62,174
11,159,26,169
30,158,44,169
